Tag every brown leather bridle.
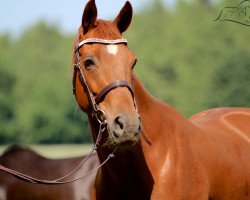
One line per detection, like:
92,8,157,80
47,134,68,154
72,37,138,123
0,38,138,185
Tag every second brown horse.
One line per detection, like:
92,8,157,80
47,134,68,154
0,145,99,200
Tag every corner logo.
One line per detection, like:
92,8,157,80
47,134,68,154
215,0,250,26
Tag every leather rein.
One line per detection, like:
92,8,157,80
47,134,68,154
0,38,137,185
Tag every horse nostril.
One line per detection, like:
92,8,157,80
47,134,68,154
138,124,142,132
114,116,125,130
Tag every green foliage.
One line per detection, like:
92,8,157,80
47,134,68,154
0,0,249,144
208,50,250,107
0,22,91,144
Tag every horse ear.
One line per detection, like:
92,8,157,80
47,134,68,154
113,1,133,33
82,0,97,34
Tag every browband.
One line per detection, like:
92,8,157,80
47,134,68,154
75,38,128,52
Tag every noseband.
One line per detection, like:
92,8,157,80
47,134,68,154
73,38,138,123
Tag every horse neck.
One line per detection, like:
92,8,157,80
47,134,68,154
133,74,196,176
133,74,189,141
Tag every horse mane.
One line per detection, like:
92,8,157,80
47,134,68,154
87,20,122,39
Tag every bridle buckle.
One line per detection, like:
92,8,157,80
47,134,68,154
93,108,107,125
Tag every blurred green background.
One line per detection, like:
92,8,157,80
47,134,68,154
0,0,249,146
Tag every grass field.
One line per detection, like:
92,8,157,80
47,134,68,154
0,144,93,158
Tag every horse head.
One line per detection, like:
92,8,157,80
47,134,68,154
73,0,141,147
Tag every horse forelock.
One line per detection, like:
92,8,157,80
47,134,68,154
82,20,122,40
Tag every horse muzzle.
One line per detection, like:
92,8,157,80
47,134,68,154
107,113,141,146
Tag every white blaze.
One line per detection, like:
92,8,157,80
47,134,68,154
107,45,118,55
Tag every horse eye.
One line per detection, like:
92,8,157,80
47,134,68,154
83,57,95,70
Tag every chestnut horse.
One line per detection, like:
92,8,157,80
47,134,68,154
72,0,250,199
0,145,99,200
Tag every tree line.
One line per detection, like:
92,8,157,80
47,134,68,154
0,0,249,144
